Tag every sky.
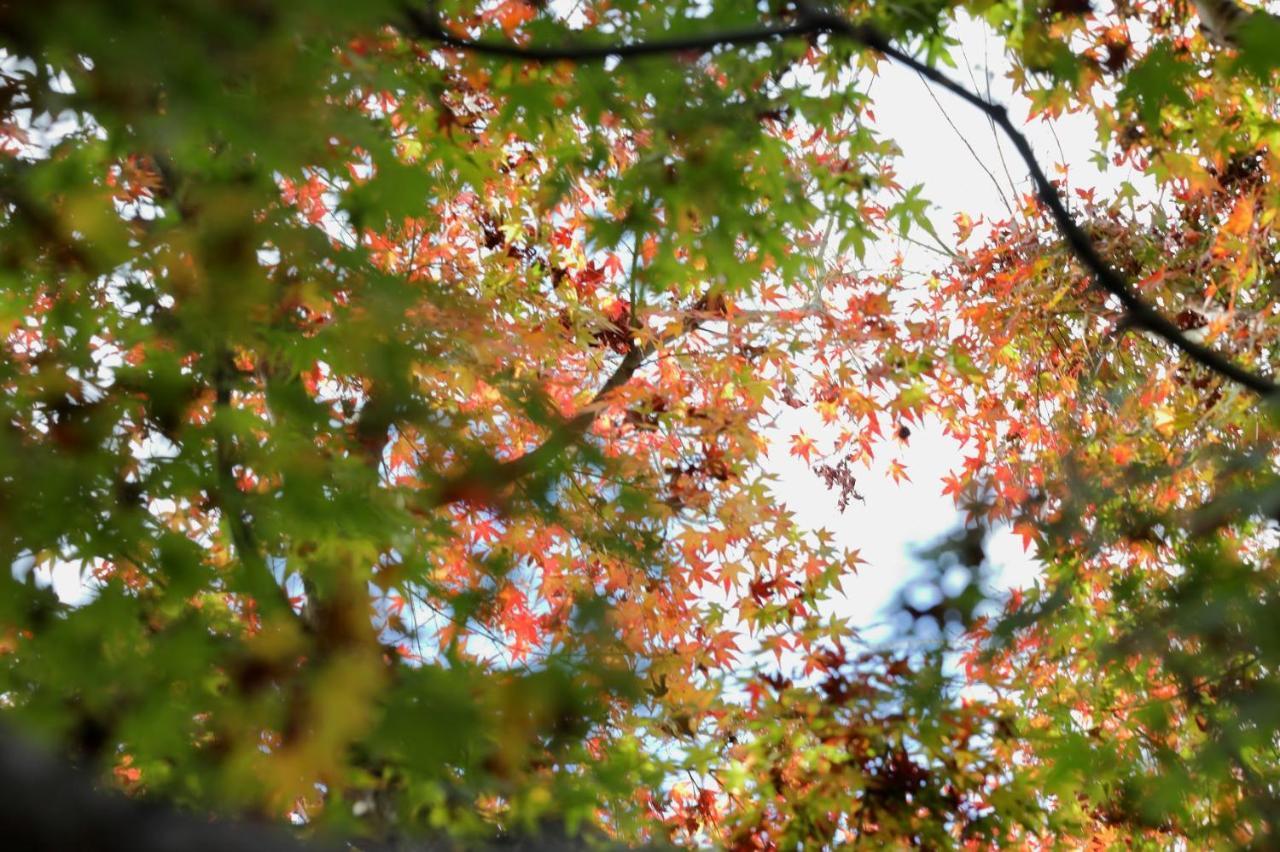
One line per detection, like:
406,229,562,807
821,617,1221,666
762,12,1133,643
19,10,1132,646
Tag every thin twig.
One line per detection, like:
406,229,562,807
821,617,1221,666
918,72,1015,218
22,7,1259,403
400,3,1277,396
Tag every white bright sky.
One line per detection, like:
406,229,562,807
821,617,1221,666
24,11,1142,645
763,12,1138,642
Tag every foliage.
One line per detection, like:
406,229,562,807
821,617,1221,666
0,0,1277,848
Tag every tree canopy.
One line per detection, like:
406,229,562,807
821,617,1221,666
1,0,1279,848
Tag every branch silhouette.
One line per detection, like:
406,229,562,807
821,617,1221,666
0,726,633,852
401,5,818,61
427,306,705,508
401,2,1279,398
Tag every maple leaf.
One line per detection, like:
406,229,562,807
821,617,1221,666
789,431,817,462
603,252,625,278
113,755,142,786
1011,522,1039,554
488,0,536,35
11,2,1280,847
686,554,715,589
469,515,503,544
1211,194,1256,277
707,631,740,667
760,633,791,663
954,211,981,243
302,363,325,396
941,472,965,499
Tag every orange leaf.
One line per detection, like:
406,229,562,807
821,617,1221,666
494,0,535,35
1110,443,1133,466
1223,195,1255,238
1012,522,1038,553
789,431,816,462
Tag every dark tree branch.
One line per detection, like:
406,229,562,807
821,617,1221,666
818,14,1280,398
428,310,703,508
0,725,634,852
400,2,1279,398
401,5,817,61
210,348,294,618
0,726,337,852
0,179,103,275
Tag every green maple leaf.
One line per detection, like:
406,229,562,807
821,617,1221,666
1232,12,1280,79
1121,44,1194,128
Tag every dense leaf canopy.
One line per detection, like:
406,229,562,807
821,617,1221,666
0,0,1279,848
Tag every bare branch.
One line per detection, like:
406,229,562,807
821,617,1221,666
400,5,818,61
823,15,1279,397
210,349,294,618
427,310,703,508
400,2,1279,398
0,725,335,852
0,725,637,852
